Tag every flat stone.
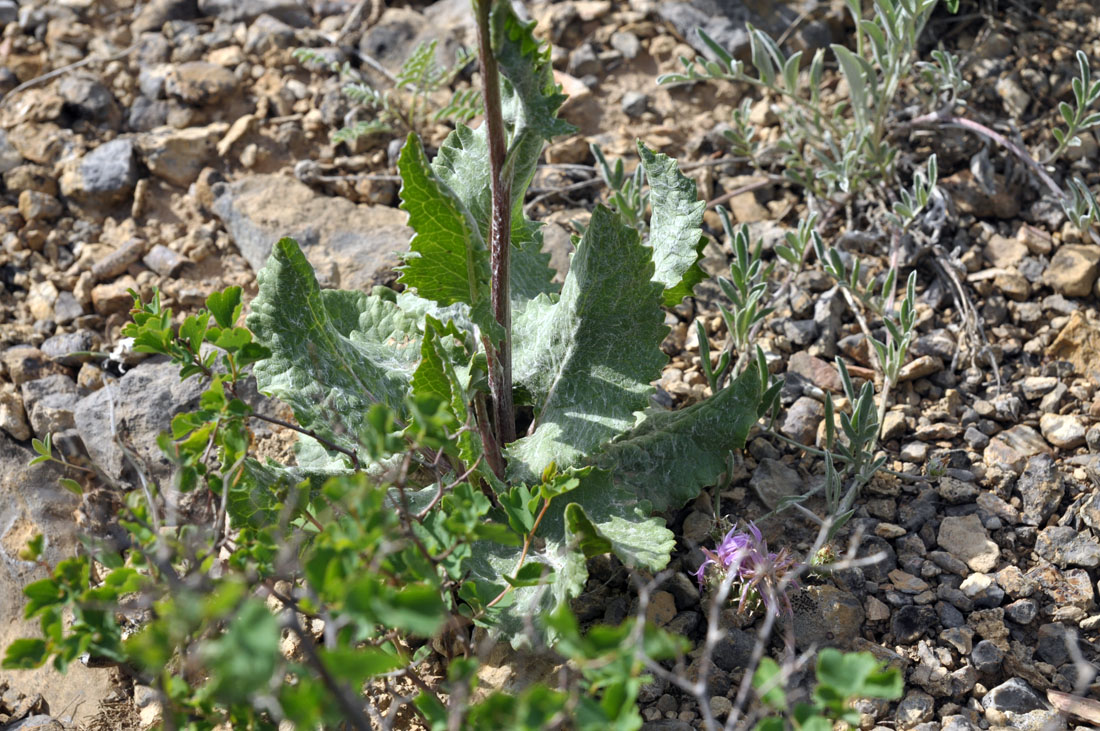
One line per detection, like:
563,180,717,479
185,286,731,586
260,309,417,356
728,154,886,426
17,189,62,221
790,584,864,650
138,124,226,188
39,330,100,367
210,173,412,291
938,477,979,504
889,569,929,594
1020,376,1058,399
91,237,147,282
198,0,310,26
21,374,85,437
938,514,999,572
982,677,1045,714
898,355,943,382
983,424,1051,473
985,233,1028,268
73,358,205,487
90,275,138,315
142,244,187,277
1039,412,1086,449
0,346,70,385
164,62,239,106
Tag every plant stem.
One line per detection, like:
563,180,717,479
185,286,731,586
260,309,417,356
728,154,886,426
475,0,516,446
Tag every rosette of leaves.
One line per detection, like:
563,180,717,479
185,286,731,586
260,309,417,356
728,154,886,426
245,2,762,645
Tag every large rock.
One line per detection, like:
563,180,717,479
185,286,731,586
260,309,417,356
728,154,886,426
209,174,411,290
73,358,205,487
197,0,309,27
59,138,138,212
0,433,117,726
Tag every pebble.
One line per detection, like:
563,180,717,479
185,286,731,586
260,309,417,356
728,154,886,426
622,90,648,118
142,244,187,277
1038,412,1086,449
780,395,823,446
1017,454,1064,525
1043,244,1100,297
748,458,802,509
1035,526,1100,568
937,514,1000,573
983,424,1050,473
17,189,62,221
0,382,32,440
971,639,1003,673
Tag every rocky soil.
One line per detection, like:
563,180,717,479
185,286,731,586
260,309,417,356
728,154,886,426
2,0,1100,729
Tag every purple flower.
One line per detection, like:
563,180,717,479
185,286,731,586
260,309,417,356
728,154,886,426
693,522,801,615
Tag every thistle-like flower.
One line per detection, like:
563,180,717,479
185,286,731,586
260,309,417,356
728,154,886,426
694,522,801,616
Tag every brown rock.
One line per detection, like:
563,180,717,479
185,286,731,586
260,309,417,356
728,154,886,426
985,233,1028,268
138,124,226,188
0,346,70,385
90,275,138,315
1044,244,1100,297
17,190,62,221
1046,311,1100,385
938,514,999,573
645,590,677,626
897,355,943,382
91,237,147,282
787,351,843,392
3,163,57,196
0,382,31,440
164,62,239,106
939,169,1018,219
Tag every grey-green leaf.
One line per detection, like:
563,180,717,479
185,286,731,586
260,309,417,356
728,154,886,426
508,205,667,481
396,133,489,307
637,141,707,306
248,238,420,457
589,362,763,512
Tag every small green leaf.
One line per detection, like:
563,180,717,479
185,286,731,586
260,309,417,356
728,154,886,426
58,478,83,496
753,657,787,708
2,638,48,669
505,562,553,588
206,286,243,329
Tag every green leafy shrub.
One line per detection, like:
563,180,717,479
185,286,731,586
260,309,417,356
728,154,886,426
5,1,766,726
753,648,903,730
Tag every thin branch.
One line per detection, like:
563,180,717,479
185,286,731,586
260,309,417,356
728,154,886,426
248,411,362,470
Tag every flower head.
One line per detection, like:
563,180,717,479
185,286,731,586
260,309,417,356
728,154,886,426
693,522,801,615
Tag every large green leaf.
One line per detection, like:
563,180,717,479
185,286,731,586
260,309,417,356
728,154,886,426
466,471,673,649
637,141,707,306
396,134,490,308
247,238,420,457
589,362,763,512
430,2,573,305
508,205,667,482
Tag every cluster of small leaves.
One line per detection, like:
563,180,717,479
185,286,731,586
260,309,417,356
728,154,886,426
716,213,775,362
1063,176,1100,234
659,0,957,201
753,648,903,730
293,40,480,145
885,154,938,231
1047,50,1100,164
592,143,648,230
